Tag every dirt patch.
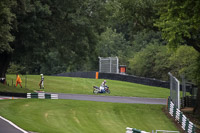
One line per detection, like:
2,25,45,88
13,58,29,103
181,107,194,112
24,104,29,107
73,116,80,124
45,113,48,118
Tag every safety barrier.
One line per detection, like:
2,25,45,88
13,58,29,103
27,93,58,99
126,128,180,133
126,127,149,133
54,72,170,88
0,92,27,97
155,130,179,133
168,97,196,133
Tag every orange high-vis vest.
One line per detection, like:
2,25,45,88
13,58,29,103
16,75,22,83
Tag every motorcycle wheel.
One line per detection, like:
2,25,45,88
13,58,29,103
106,89,110,94
93,89,99,94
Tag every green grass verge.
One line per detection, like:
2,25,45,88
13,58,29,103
0,82,33,93
5,74,170,98
0,99,178,133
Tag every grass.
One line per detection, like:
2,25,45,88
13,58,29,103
0,99,178,133
5,74,171,98
0,75,179,132
0,82,33,93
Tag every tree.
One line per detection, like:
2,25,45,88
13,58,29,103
131,30,166,53
11,0,52,74
9,0,108,74
0,0,16,78
46,0,108,72
155,0,200,115
96,27,128,57
129,44,171,80
169,45,199,82
113,0,161,40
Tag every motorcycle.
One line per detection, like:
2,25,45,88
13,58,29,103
93,86,111,94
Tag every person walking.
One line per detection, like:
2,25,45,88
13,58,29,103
39,74,44,89
16,73,22,88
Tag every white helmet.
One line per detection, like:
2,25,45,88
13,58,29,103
40,74,43,76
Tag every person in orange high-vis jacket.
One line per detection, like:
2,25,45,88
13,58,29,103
16,73,22,88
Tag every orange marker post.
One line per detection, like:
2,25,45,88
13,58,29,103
96,72,99,79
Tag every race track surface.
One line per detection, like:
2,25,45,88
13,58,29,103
0,116,27,133
57,93,167,105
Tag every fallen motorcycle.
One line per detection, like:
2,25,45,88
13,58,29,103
93,86,110,94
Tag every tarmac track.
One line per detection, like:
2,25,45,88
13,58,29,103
57,93,167,105
0,116,28,133
0,94,167,133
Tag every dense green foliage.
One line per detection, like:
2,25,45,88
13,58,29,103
111,0,160,40
155,0,200,52
129,44,171,80
0,0,16,77
0,0,109,75
169,46,199,80
97,27,129,58
0,99,178,133
129,45,199,81
0,0,15,54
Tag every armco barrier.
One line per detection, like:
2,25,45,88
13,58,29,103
126,128,180,133
27,93,58,99
54,72,170,88
0,92,27,97
99,72,169,88
126,127,149,133
54,72,96,79
168,97,196,133
51,94,58,99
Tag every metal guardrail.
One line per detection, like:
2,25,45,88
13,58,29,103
168,97,196,133
27,93,58,99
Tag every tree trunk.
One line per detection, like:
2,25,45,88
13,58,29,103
194,86,200,115
0,52,11,80
193,54,200,115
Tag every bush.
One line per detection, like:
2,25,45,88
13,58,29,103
128,45,199,82
128,44,171,80
7,63,26,75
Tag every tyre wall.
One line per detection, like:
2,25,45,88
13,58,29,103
0,92,27,97
54,72,170,88
54,71,96,79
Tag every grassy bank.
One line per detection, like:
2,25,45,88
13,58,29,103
0,82,33,93
5,74,170,98
0,99,178,133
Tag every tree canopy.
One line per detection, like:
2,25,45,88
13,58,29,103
7,0,108,74
0,0,16,77
155,0,200,52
